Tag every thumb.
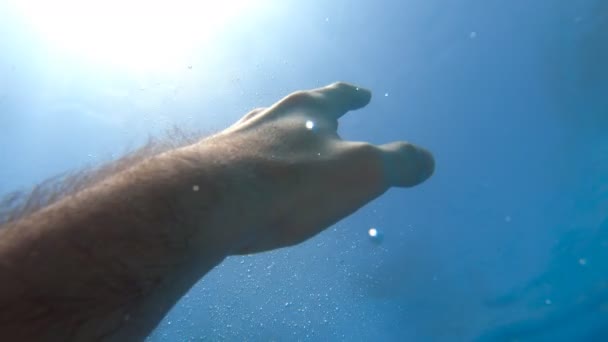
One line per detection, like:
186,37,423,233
379,142,435,187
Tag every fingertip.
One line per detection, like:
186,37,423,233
380,142,435,188
330,82,372,110
354,86,372,109
417,147,435,181
317,82,372,115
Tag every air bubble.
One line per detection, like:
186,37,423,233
368,227,383,244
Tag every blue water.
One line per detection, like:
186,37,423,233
1,0,606,340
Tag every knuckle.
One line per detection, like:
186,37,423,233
354,142,382,160
245,107,265,117
388,141,417,156
329,81,348,89
284,90,314,106
400,141,417,153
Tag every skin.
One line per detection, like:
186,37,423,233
0,82,434,341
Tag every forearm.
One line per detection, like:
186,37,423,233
0,144,228,341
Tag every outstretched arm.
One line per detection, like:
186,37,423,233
0,82,434,341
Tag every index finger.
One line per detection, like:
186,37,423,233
311,82,372,119
273,82,372,120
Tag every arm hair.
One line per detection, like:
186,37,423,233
0,127,201,226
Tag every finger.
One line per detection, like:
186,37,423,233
274,82,372,120
312,82,372,119
379,141,435,188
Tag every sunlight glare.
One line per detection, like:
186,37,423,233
11,0,259,71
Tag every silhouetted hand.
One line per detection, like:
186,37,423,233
201,82,435,254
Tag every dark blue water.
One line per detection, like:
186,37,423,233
0,0,606,340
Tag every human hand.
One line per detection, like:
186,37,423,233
200,82,434,254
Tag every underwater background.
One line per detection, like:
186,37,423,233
0,0,606,340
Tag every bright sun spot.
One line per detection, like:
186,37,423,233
9,0,260,71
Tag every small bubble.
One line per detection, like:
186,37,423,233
384,93,389,97
325,17,329,22
469,31,477,39
545,299,552,305
504,215,512,223
368,227,383,244
306,120,315,130
579,258,587,266
192,185,199,192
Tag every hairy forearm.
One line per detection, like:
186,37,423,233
0,144,229,341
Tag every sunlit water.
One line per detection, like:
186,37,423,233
0,0,606,340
